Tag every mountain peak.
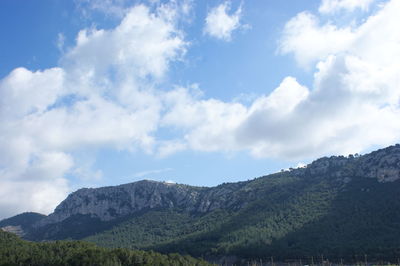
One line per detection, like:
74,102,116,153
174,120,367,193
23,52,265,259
34,178,207,228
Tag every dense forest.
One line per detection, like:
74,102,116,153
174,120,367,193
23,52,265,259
0,230,211,266
85,173,400,263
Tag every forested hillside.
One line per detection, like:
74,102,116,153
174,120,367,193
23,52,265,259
0,212,45,237
2,144,400,263
85,171,400,261
0,230,211,266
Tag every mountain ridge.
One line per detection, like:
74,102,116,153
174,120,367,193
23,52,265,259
31,143,400,229
2,144,400,261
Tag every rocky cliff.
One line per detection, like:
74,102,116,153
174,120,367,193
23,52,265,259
35,179,249,227
3,144,400,245
35,144,400,228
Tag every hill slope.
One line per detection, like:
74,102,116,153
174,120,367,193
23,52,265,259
0,212,46,237
0,230,211,266
2,144,400,261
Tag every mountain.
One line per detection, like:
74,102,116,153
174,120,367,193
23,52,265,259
0,212,46,237
2,144,400,263
0,229,211,266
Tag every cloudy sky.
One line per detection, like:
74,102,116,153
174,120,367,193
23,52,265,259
1,0,399,219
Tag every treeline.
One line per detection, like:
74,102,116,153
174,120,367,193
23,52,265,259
0,230,211,266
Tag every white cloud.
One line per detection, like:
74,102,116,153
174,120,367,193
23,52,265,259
279,0,399,68
2,0,400,220
162,87,248,152
0,67,65,120
203,1,242,41
319,0,375,14
0,178,69,219
63,4,186,91
156,140,187,158
0,4,186,219
279,12,354,68
163,0,400,159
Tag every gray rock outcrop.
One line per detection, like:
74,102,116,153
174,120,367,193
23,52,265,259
35,179,248,227
34,144,400,228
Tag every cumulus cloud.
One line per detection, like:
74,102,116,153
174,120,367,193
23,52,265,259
278,12,354,68
0,3,186,219
319,0,375,14
203,1,242,41
0,177,69,220
1,0,400,219
156,140,187,158
279,0,400,68
163,0,400,159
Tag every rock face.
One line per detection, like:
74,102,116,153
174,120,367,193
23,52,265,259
36,180,248,227
15,144,400,233
36,181,201,226
357,145,400,182
301,144,400,183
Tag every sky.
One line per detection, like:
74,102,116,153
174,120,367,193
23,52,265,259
0,0,400,219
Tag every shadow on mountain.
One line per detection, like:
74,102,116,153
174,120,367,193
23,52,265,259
252,177,400,262
26,208,159,241
149,173,337,256
150,176,400,262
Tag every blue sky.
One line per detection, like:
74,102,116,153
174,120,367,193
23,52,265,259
1,0,399,218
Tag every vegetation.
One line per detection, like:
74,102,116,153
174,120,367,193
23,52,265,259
0,230,211,266
0,212,45,229
86,173,400,262
4,145,400,263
